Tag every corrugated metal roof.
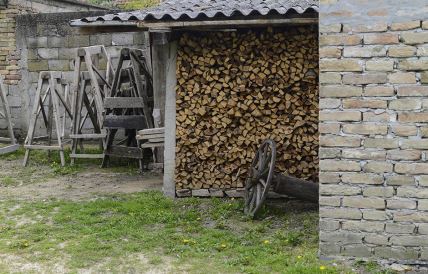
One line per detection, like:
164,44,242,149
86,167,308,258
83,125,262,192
72,0,318,25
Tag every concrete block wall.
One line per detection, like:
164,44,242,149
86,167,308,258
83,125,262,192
320,0,428,263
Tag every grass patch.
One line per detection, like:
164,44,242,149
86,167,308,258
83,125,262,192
0,192,352,273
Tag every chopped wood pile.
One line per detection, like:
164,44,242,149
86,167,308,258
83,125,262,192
175,26,319,190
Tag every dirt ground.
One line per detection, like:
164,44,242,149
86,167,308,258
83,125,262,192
0,158,163,202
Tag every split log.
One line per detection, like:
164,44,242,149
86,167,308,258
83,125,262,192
176,26,319,190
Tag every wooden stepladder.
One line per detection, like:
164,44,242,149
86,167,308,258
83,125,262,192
101,48,154,169
23,71,72,166
0,77,19,155
70,46,115,163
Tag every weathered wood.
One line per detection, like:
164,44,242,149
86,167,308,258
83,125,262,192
104,97,145,109
0,76,18,155
137,127,165,135
104,115,147,130
23,72,69,166
70,153,104,159
69,133,107,139
273,174,319,203
136,133,164,140
105,146,143,159
140,142,164,148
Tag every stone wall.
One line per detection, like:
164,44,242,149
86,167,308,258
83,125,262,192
319,0,428,263
0,10,147,136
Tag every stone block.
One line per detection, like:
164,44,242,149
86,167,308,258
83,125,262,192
37,48,58,60
418,200,428,211
68,35,90,47
390,235,428,246
397,86,428,97
342,73,387,85
320,34,362,46
364,112,393,123
397,187,428,198
343,99,386,109
399,113,428,123
390,125,418,136
320,135,361,147
374,247,419,260
364,138,399,149
48,60,69,71
364,234,389,245
342,124,387,135
176,189,191,197
224,189,244,198
419,176,428,187
421,72,428,84
341,173,384,185
401,33,428,45
418,223,428,234
390,21,421,31
342,149,386,160
58,48,77,60
320,24,342,33
320,184,361,196
388,46,417,57
387,150,421,161
365,60,394,71
386,175,415,186
364,33,399,45
364,86,394,97
320,160,361,172
192,189,210,197
320,111,361,122
418,45,428,56
27,60,48,71
319,219,340,230
320,231,363,244
401,139,428,149
320,47,342,58
320,72,342,84
343,197,385,209
344,23,387,33
387,199,417,210
27,37,47,48
394,212,428,222
320,208,362,220
342,220,385,232
398,59,428,71
421,128,428,137
343,46,386,57
320,59,363,72
320,197,341,207
319,172,341,184
341,244,372,257
90,34,112,46
112,33,134,46
396,163,428,175
363,210,389,221
320,98,341,109
319,242,341,255
389,99,421,110
209,189,224,197
320,85,363,97
386,223,416,234
363,187,394,198
388,72,417,84
47,36,67,48
319,124,341,134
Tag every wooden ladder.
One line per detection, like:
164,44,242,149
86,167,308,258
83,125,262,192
0,77,19,155
101,48,154,170
70,46,114,163
23,71,72,166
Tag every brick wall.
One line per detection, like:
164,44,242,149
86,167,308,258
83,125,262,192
320,0,428,263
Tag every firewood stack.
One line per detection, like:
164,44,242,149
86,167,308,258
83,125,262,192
175,26,319,191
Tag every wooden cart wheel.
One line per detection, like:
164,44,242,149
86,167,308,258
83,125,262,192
244,139,276,218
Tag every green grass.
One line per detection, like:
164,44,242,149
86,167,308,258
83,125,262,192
0,192,350,273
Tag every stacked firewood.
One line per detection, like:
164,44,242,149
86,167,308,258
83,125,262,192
175,26,319,190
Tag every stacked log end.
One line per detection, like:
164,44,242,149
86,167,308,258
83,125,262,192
175,26,319,191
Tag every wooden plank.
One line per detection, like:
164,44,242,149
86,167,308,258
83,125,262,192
70,153,104,159
147,137,164,143
0,137,12,142
136,133,164,140
105,146,143,159
70,133,107,139
137,127,165,135
24,145,62,150
104,115,146,129
140,18,318,30
104,97,145,109
0,144,19,154
140,142,164,148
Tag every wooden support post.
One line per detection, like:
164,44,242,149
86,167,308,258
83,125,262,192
0,77,19,155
